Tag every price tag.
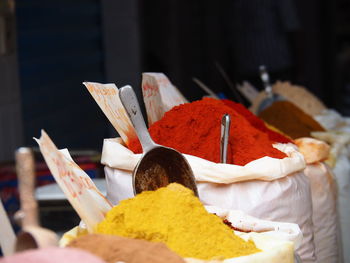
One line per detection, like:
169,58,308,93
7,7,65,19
142,73,188,125
83,82,137,146
35,130,112,232
142,74,165,126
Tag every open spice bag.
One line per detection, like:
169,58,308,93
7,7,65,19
33,131,303,263
243,81,350,262
60,203,302,263
86,81,315,263
295,137,342,263
102,140,312,262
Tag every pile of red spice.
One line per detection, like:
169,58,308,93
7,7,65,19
128,98,287,166
221,99,292,144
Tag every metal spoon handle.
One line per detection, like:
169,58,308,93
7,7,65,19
220,114,231,163
119,86,157,152
259,65,273,98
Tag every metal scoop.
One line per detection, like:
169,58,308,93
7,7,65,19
256,65,284,114
14,148,58,252
119,86,198,196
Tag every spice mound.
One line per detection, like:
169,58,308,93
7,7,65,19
128,98,286,165
272,81,326,115
222,99,292,144
69,234,185,263
95,183,260,260
258,101,325,139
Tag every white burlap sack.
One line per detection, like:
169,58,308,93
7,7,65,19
333,152,350,263
304,163,340,263
311,130,350,262
295,137,341,263
102,138,315,262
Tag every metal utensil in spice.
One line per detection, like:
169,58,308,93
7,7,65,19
220,114,231,163
256,65,284,113
118,86,198,196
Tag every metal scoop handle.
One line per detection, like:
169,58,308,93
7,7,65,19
259,65,273,98
220,114,231,163
119,86,157,153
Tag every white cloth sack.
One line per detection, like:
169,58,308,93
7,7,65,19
295,137,341,262
311,129,350,262
102,138,315,262
333,152,350,263
205,206,302,249
304,162,340,263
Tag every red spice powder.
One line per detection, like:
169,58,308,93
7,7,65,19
221,99,292,144
128,98,286,166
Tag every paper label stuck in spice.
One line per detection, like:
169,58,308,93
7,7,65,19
142,73,188,125
83,82,137,146
142,74,165,126
35,130,112,232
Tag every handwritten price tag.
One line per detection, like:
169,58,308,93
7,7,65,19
142,74,165,126
35,130,112,232
142,73,188,124
83,82,137,146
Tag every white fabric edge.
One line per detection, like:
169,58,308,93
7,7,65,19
205,206,302,250
101,138,306,184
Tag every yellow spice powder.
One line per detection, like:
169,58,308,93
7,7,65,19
95,183,259,260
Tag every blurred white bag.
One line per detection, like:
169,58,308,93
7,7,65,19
295,137,341,263
311,131,350,263
304,163,340,263
333,152,350,263
102,139,316,263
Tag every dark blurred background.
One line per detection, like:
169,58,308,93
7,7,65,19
1,0,350,161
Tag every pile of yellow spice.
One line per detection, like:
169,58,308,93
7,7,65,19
95,183,259,260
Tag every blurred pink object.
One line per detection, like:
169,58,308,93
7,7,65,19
0,247,105,263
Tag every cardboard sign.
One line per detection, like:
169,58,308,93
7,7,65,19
142,74,165,126
83,82,137,146
35,130,112,232
142,73,188,125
